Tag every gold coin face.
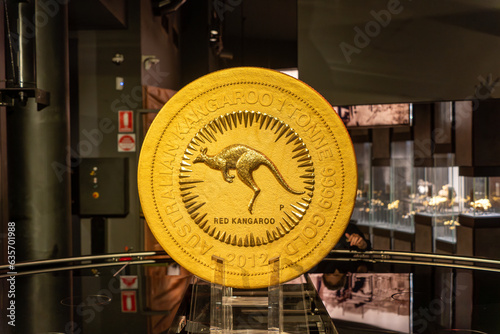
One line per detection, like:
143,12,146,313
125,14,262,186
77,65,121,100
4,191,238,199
138,67,357,289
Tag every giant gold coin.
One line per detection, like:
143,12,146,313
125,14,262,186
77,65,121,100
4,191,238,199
138,67,357,289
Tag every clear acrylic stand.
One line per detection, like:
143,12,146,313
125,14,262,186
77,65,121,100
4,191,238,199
267,256,283,333
210,255,225,333
210,255,283,333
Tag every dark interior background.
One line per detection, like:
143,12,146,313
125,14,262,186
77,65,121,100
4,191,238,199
299,0,500,106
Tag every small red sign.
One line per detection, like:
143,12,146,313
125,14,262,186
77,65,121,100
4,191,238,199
121,291,137,313
118,134,136,152
119,110,134,132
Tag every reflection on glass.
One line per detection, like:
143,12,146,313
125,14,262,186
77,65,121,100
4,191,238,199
336,104,411,127
310,273,412,333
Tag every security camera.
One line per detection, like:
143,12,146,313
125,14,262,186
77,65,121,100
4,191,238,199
112,53,124,65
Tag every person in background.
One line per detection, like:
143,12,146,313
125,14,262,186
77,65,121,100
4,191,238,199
311,221,372,290
333,221,372,252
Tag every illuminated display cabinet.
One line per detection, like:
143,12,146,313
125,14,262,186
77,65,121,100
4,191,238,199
454,99,500,228
456,176,500,259
370,165,391,228
459,176,500,224
389,141,415,233
414,154,460,253
348,100,500,255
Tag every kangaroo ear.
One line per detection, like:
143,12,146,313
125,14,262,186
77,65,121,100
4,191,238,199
202,147,207,154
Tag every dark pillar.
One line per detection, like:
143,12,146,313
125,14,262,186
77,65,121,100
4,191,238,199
1,3,10,334
6,0,72,332
413,103,434,167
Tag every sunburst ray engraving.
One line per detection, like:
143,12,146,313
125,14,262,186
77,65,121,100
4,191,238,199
179,110,316,246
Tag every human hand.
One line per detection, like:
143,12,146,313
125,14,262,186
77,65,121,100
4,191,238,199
345,233,368,250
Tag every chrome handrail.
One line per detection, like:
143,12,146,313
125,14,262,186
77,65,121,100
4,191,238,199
0,260,157,278
2,249,500,278
332,249,500,265
324,257,500,273
0,251,160,270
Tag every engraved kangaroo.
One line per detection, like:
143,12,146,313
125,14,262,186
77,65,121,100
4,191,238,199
193,144,304,213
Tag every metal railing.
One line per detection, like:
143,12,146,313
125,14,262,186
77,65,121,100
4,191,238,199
2,249,500,278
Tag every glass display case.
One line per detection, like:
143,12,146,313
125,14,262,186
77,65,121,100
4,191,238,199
412,167,430,215
414,154,460,247
390,141,415,232
366,141,415,232
370,165,391,228
351,143,371,225
459,176,500,221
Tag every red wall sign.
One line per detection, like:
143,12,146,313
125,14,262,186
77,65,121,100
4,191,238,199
121,290,137,313
119,110,134,132
118,134,136,152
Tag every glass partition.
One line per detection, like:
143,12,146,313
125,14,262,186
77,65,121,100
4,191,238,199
352,143,371,225
370,166,391,228
390,141,415,232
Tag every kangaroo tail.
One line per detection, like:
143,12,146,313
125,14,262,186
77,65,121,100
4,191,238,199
264,160,305,195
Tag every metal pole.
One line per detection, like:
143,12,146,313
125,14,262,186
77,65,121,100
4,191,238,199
18,2,36,89
6,0,72,332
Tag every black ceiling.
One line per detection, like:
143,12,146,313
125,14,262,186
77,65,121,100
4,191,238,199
68,0,127,30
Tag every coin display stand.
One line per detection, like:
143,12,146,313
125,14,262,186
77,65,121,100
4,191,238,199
209,255,283,334
182,263,331,334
